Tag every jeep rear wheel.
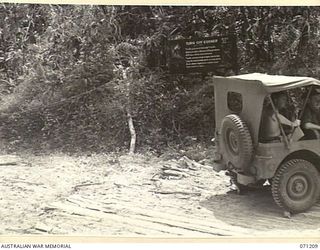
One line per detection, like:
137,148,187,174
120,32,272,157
220,114,253,171
272,159,320,213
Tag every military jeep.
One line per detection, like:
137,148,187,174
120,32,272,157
211,73,320,214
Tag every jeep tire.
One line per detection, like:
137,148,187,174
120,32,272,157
272,159,320,213
220,114,253,171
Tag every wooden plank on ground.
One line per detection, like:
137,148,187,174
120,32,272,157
48,201,217,236
65,195,250,236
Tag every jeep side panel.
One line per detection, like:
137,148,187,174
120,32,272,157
253,140,320,180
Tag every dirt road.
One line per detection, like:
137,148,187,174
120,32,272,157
0,153,319,237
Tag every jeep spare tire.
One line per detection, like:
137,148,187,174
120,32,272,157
220,114,253,171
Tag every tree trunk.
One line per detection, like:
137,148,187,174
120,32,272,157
122,67,136,154
127,110,136,154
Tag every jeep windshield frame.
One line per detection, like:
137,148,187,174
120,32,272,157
267,95,290,147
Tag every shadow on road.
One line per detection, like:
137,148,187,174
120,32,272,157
200,187,320,232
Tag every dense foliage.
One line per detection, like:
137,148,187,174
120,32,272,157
0,5,320,153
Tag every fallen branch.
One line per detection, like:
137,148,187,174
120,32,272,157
151,190,201,196
2,178,43,186
182,156,213,171
0,162,18,166
163,164,189,172
73,182,104,191
162,169,189,178
162,164,197,177
33,223,53,233
65,198,116,214
0,155,21,166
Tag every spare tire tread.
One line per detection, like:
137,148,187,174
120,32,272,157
221,114,253,171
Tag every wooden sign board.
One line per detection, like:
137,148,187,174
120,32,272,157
167,35,238,74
